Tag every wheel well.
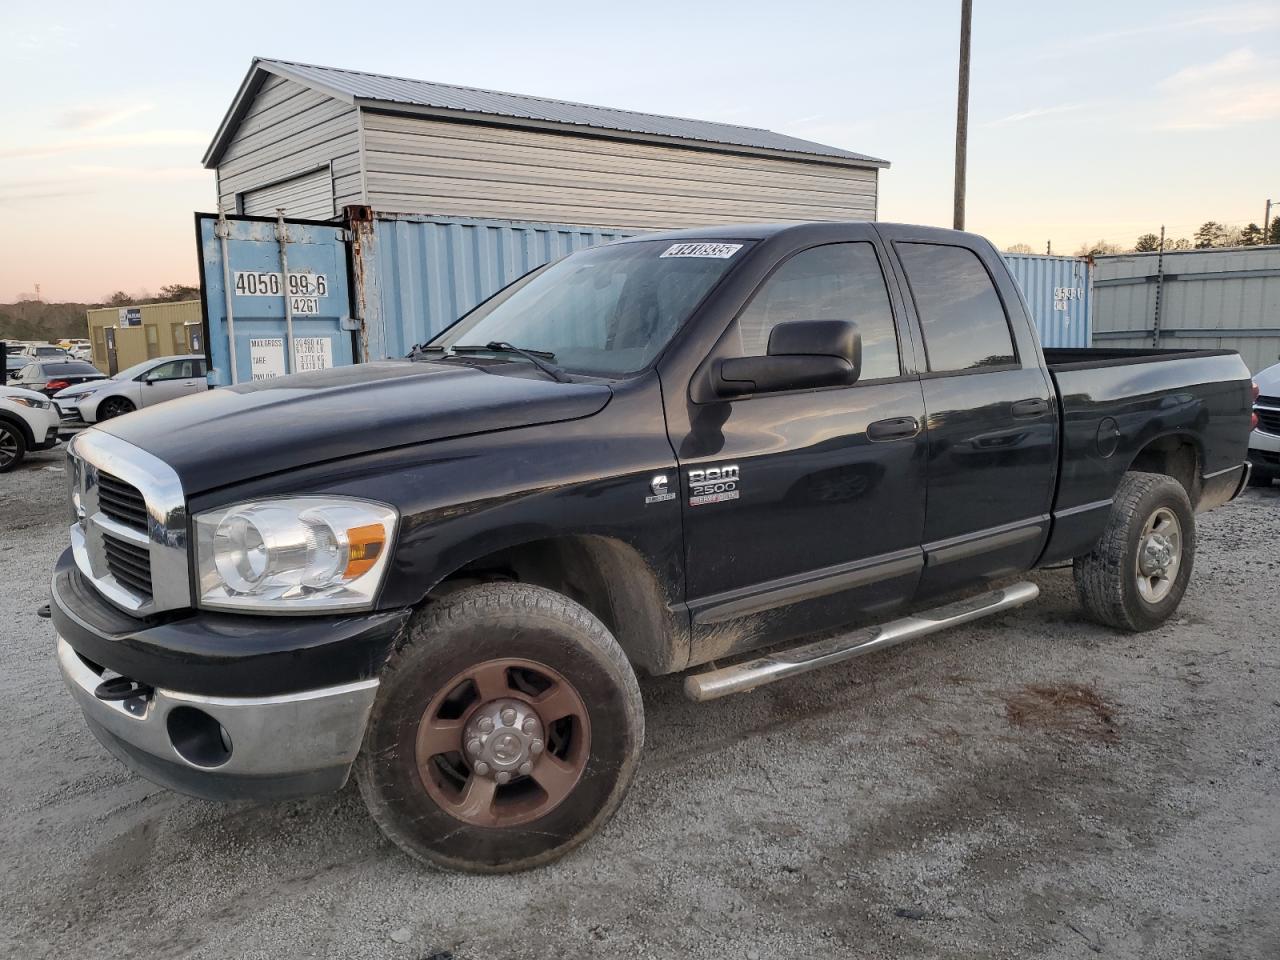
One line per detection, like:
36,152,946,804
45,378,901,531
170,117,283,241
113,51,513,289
1127,434,1200,504
428,535,683,676
0,412,35,447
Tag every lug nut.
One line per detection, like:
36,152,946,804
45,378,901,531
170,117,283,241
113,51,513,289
530,739,544,755
466,738,482,755
518,761,532,776
495,771,510,785
500,707,517,726
478,717,494,734
474,761,490,776
521,718,537,734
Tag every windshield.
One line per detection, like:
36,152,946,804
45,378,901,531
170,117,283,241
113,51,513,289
114,359,158,380
431,239,752,376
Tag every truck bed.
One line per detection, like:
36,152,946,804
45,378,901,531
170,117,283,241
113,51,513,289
1043,346,1238,371
1038,346,1252,565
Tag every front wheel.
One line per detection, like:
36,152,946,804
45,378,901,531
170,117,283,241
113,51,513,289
96,397,135,421
0,421,27,472
1074,471,1196,632
356,583,644,873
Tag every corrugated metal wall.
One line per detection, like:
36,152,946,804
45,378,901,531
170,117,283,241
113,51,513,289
357,215,633,360
216,75,360,217
1093,246,1280,372
360,113,879,229
1001,254,1092,349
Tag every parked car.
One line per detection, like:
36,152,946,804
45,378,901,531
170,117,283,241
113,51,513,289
59,339,93,362
9,360,106,398
1248,360,1280,486
49,223,1253,873
0,384,61,471
54,355,208,424
20,343,69,362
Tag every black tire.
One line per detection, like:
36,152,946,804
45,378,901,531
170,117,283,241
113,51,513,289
1074,471,1196,632
0,420,26,473
356,583,644,873
96,397,135,421
1247,465,1275,488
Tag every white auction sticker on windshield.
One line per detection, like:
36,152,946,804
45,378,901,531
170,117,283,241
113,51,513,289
660,242,743,259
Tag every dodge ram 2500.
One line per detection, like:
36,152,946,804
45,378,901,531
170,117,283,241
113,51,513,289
50,222,1254,872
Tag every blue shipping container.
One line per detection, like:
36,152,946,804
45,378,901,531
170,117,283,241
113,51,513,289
1001,253,1093,349
358,215,632,361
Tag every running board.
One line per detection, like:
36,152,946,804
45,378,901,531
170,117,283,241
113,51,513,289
683,581,1040,702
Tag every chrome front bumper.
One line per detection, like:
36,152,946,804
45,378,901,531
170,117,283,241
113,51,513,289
57,636,379,801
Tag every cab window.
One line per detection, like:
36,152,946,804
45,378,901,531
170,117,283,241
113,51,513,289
735,242,901,381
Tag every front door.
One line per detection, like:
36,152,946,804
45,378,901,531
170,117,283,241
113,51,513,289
888,236,1058,596
669,234,928,666
140,359,204,407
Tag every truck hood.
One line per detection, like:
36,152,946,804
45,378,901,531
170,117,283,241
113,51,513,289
96,360,612,494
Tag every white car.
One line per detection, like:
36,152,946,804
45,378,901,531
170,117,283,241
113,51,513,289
54,354,208,424
1250,361,1280,487
0,384,61,472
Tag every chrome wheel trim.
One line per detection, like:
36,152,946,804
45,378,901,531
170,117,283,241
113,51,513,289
1136,506,1181,604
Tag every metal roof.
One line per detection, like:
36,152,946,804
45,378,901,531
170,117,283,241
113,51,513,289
204,57,889,169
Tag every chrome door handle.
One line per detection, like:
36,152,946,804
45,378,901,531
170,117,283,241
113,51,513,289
867,416,921,441
1011,397,1050,419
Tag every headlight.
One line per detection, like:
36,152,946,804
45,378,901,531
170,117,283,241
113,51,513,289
195,497,397,612
5,396,50,409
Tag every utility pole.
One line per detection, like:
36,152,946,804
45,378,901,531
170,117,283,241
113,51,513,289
1046,240,1052,256
1267,199,1274,244
953,0,973,230
1152,225,1166,348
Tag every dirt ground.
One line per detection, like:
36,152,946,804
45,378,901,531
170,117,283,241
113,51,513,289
3,444,1278,959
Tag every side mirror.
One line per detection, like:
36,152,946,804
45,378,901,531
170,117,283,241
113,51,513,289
714,320,862,398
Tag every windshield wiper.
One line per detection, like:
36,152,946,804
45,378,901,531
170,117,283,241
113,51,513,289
450,341,572,383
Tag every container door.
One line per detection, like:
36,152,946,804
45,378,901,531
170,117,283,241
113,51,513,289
197,213,355,385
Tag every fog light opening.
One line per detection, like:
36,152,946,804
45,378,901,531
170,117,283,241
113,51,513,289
167,706,233,768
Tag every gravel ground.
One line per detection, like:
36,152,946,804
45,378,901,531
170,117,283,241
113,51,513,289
2,445,1278,959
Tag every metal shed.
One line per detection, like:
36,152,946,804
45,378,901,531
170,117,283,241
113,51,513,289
203,58,888,229
1093,246,1280,372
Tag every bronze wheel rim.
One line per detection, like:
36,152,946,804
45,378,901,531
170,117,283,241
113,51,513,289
415,657,591,828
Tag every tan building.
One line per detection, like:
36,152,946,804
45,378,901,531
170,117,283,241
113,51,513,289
85,301,203,374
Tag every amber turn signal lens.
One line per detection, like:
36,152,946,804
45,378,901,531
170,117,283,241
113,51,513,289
344,523,386,579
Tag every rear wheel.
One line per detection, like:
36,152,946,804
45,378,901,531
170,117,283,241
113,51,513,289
356,583,644,872
1074,471,1195,632
0,421,26,472
96,397,135,421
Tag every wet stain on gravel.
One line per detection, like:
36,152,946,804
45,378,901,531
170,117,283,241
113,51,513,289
1002,683,1119,743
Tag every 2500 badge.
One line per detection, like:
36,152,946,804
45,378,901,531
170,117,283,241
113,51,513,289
688,464,739,506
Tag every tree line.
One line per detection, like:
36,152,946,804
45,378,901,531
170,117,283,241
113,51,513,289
1006,217,1280,258
0,283,200,343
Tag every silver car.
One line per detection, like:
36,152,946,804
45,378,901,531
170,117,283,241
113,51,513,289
1250,361,1280,487
53,355,208,423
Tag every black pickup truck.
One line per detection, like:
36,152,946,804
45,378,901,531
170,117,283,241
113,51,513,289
51,222,1254,872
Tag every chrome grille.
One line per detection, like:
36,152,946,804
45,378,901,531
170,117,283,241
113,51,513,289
67,432,190,615
102,532,153,598
97,472,149,531
1255,401,1280,436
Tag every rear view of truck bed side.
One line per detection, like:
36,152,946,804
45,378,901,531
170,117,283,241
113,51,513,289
1038,347,1254,567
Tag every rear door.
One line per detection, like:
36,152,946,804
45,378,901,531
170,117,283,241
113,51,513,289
667,227,929,663
879,227,1058,596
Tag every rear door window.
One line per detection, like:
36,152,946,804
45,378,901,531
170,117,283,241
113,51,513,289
895,243,1016,372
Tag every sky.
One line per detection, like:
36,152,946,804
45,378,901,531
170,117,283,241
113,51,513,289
1,0,1278,303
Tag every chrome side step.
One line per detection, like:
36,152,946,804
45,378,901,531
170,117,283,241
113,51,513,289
683,581,1040,702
